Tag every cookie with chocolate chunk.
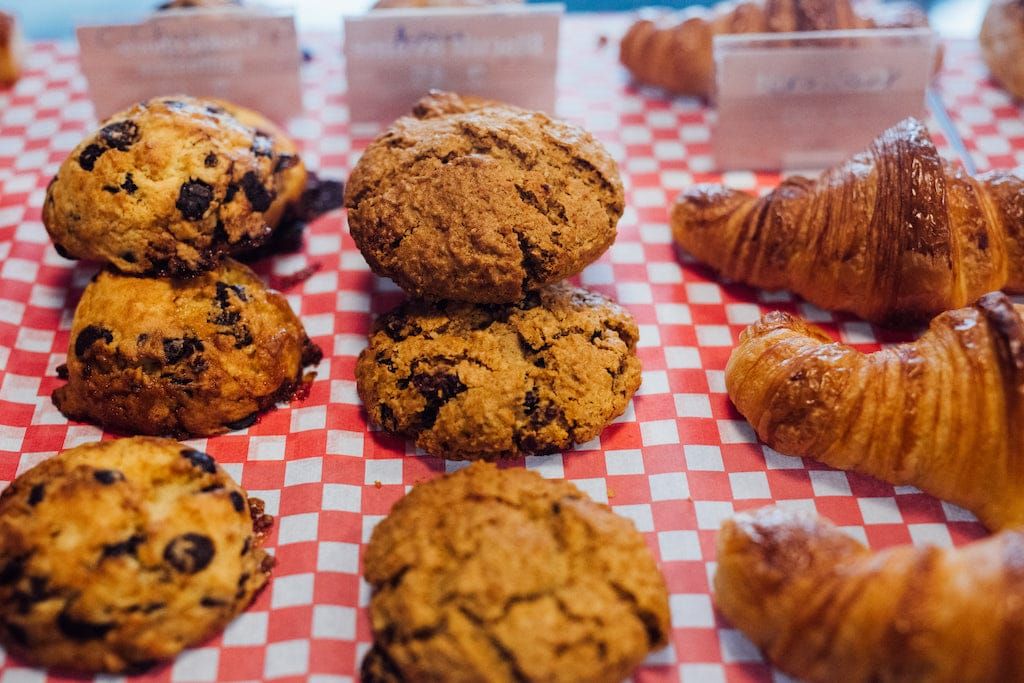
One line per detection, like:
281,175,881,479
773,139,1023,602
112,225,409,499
344,91,624,303
52,258,322,437
356,283,641,460
43,96,308,276
362,462,670,682
0,437,274,674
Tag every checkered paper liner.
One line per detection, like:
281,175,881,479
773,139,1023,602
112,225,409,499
0,15,1014,683
934,39,1024,173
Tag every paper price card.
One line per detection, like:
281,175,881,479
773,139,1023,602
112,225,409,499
713,27,937,171
344,5,562,124
77,7,302,124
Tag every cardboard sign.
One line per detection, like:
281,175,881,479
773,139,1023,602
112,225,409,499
713,27,937,171
77,8,302,124
344,5,562,124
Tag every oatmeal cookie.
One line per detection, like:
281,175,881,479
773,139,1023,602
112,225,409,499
356,283,641,460
344,91,624,303
362,462,670,682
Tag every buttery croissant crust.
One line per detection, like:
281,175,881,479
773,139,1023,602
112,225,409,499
715,506,1024,683
726,291,1024,531
673,118,1024,326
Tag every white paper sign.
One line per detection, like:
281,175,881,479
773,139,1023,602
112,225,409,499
344,5,562,124
713,27,938,171
77,8,302,124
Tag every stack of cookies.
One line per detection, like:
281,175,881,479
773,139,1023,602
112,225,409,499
0,94,352,675
43,95,339,438
347,97,668,679
346,91,642,460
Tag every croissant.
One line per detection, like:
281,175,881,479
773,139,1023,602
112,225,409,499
715,505,1024,683
0,12,21,88
673,118,1024,326
619,0,927,99
726,291,1024,531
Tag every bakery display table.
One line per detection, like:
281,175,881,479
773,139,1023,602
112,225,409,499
0,15,1018,683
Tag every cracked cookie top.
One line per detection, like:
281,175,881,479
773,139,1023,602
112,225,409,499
356,283,641,460
0,437,274,674
344,91,624,303
362,461,670,683
52,258,322,438
43,96,308,276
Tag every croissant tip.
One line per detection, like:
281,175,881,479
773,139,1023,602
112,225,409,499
743,310,802,338
974,291,1024,371
976,291,1013,308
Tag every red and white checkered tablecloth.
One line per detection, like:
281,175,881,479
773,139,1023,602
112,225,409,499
0,15,1018,683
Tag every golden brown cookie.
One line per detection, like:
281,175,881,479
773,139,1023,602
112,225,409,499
356,283,641,460
0,437,274,674
344,91,624,303
52,258,322,438
362,462,670,683
43,96,308,276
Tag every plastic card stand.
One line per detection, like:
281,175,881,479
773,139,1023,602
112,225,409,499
344,4,562,125
77,6,302,124
713,27,937,172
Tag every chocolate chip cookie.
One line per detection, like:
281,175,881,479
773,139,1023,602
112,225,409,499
52,258,322,437
362,462,670,682
356,283,641,460
344,91,624,303
43,96,308,276
0,437,274,674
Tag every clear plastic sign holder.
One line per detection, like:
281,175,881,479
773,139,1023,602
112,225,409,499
77,6,303,124
344,4,563,125
712,27,937,171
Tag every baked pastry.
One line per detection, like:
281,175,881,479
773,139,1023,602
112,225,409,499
672,118,1024,326
43,96,309,276
0,11,21,88
715,506,1024,683
362,461,670,682
726,291,1024,531
345,91,624,303
620,0,929,99
0,437,274,674
980,0,1024,100
356,283,641,460
53,258,322,438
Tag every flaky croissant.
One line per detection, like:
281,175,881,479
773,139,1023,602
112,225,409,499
715,506,1024,683
0,12,21,88
726,291,1024,531
620,0,928,99
673,118,1024,326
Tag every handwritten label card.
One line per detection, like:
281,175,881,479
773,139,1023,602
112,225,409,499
344,5,562,124
77,8,302,124
713,27,937,171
